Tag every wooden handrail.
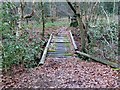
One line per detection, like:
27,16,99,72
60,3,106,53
39,34,53,65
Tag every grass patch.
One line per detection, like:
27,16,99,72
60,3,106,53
46,21,69,27
24,21,69,29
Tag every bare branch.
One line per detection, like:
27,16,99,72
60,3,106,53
66,0,76,14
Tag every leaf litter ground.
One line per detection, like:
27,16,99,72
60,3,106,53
2,57,119,88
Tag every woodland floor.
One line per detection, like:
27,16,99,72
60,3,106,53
1,57,119,88
1,27,119,88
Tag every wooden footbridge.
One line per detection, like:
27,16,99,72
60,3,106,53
39,27,76,64
39,27,119,69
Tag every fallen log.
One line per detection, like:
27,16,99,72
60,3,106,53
39,34,53,65
69,31,78,50
76,51,119,68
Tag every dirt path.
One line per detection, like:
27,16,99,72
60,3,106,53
2,27,119,88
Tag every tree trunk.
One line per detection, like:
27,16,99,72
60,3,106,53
76,51,119,68
113,0,115,17
20,0,24,19
41,2,45,37
76,3,86,52
50,2,57,23
66,1,86,52
17,7,22,39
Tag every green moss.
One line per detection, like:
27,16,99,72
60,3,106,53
48,49,56,52
64,53,73,56
64,42,70,47
48,43,56,52
112,68,120,71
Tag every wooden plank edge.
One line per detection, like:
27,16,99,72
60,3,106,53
69,31,78,50
50,41,70,43
76,51,120,68
38,34,53,65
